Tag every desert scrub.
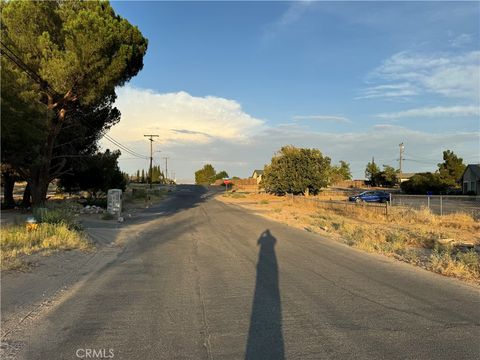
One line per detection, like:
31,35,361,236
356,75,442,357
1,223,92,270
33,204,80,230
430,249,480,281
258,199,270,205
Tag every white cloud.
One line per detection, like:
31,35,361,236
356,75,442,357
359,51,480,99
293,115,351,123
106,86,265,146
103,88,479,183
377,105,480,119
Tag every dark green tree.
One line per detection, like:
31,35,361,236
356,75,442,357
215,170,229,181
262,146,331,195
365,159,380,186
1,0,148,205
377,165,398,187
437,150,465,187
58,150,126,196
401,173,449,194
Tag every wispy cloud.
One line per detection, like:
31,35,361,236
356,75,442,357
450,33,473,48
262,1,313,41
355,83,418,100
377,105,480,119
293,115,351,123
359,50,480,100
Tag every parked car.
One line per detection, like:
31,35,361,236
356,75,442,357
348,191,390,203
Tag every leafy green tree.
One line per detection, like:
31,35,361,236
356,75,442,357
1,0,148,205
330,160,352,184
437,150,465,187
215,170,229,181
262,146,331,195
58,150,126,196
365,160,380,186
195,164,216,185
376,165,398,187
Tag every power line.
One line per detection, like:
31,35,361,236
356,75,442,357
103,133,148,159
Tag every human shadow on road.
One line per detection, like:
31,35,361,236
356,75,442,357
245,230,284,360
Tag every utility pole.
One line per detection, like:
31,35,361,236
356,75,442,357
163,156,169,182
144,135,159,189
399,142,404,185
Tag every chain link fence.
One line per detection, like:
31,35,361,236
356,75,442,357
286,194,480,219
390,195,480,218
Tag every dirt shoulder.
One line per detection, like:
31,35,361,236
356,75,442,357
217,192,480,284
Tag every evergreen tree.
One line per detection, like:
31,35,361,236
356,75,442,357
365,159,380,186
1,0,147,204
438,150,465,187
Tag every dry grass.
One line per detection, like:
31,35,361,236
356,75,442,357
218,193,480,283
1,223,92,270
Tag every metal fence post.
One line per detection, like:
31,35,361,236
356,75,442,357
440,195,443,216
427,196,430,210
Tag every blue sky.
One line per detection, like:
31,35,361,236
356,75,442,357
103,1,480,182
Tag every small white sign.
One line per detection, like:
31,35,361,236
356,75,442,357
107,189,122,216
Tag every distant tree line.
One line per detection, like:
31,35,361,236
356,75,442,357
132,166,166,184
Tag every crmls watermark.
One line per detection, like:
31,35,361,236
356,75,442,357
75,348,114,358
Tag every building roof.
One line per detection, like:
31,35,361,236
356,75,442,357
251,169,264,177
460,164,480,180
400,173,416,179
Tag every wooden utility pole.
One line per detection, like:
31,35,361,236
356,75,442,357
144,135,159,189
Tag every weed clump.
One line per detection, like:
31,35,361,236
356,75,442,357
1,223,91,270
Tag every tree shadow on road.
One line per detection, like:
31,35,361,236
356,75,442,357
245,229,284,360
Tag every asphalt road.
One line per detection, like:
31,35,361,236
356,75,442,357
15,186,480,359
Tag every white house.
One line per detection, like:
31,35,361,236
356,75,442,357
251,169,264,184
